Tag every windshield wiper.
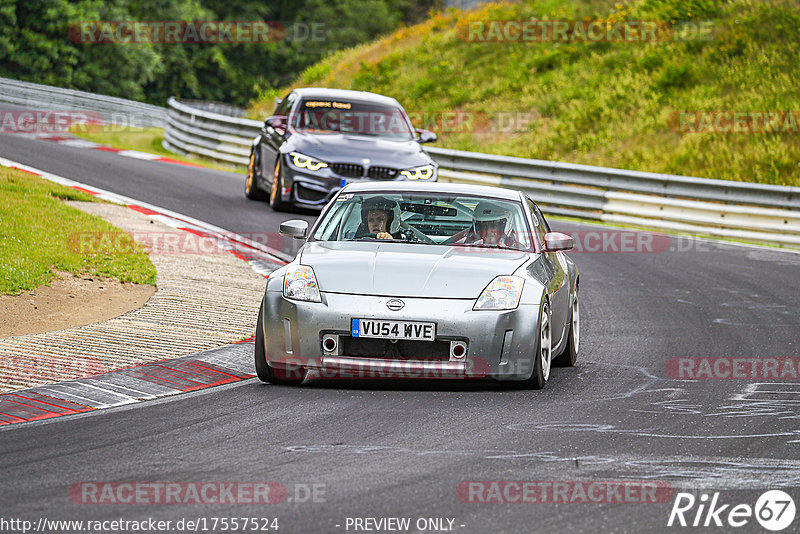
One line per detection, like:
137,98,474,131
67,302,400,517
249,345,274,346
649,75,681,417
449,243,524,250
351,237,437,244
352,236,403,242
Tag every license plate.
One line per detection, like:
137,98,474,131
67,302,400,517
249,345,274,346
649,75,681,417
351,319,436,341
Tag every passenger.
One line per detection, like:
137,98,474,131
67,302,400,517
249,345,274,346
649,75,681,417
469,200,519,248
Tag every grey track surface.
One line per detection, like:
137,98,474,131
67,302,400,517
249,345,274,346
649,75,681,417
2,127,800,533
0,104,318,238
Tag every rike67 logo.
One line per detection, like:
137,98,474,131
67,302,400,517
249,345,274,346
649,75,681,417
668,490,796,531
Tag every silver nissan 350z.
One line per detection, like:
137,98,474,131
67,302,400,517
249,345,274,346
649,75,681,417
254,181,580,389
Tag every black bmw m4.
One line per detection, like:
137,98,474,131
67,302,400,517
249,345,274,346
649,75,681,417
245,87,438,211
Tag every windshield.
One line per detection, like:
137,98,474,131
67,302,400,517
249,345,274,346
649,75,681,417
292,99,415,140
312,192,533,250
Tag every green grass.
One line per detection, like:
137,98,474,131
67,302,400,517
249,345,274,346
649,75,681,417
0,166,157,295
69,126,245,174
249,0,800,186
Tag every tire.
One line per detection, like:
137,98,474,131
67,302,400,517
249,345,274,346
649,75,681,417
553,286,579,367
254,304,306,385
522,300,551,389
245,150,267,201
269,158,292,212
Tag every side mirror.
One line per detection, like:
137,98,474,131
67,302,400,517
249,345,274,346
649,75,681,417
265,115,286,134
279,219,308,240
543,232,573,252
416,129,437,144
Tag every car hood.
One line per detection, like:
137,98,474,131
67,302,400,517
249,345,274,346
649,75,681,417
300,242,530,298
286,133,432,168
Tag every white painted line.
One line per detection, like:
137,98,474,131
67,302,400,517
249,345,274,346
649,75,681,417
75,383,140,407
247,260,277,277
57,139,102,149
150,214,182,228
79,378,159,400
33,384,113,408
117,150,161,160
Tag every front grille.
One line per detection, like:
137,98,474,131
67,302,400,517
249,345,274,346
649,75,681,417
340,337,450,361
368,166,399,180
332,163,364,178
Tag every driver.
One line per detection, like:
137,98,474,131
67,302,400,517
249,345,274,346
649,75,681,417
355,196,401,240
469,200,519,248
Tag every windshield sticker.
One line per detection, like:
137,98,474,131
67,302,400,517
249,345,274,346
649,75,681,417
337,193,354,201
305,101,352,109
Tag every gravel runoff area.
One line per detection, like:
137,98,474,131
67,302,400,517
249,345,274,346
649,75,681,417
0,201,269,393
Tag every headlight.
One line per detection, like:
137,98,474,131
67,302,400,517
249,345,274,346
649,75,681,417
283,265,322,302
473,275,524,310
400,164,435,180
290,152,328,171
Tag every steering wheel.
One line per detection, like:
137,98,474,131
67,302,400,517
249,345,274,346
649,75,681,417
352,232,404,242
400,223,436,244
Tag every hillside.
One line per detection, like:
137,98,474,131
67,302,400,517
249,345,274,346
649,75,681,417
249,0,800,186
1,0,439,106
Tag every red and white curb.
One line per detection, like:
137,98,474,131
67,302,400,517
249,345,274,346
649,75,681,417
0,342,256,426
0,157,292,426
0,156,289,275
13,132,204,168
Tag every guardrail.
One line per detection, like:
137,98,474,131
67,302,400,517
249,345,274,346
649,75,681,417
163,98,800,247
0,77,167,127
427,147,800,246
163,97,261,166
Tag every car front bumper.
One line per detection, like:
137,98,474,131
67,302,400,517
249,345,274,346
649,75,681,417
281,168,438,209
260,290,541,381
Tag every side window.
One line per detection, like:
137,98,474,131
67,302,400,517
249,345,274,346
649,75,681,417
535,205,551,233
510,207,532,249
528,198,548,249
274,92,295,118
341,204,363,239
315,202,351,241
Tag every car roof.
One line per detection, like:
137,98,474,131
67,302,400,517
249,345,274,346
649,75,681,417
291,87,401,107
340,181,524,201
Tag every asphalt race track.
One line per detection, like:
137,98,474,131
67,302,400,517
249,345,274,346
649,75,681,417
2,128,800,533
